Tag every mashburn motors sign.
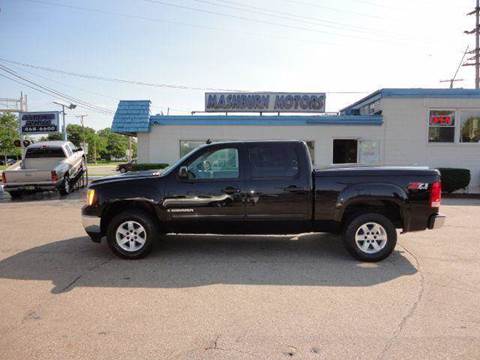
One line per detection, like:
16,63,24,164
205,92,326,113
19,111,60,134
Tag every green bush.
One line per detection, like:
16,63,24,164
437,168,471,193
131,163,169,171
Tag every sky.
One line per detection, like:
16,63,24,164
0,0,477,129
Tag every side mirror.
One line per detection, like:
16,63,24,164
178,166,189,179
75,147,83,152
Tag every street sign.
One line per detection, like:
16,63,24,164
19,111,60,134
205,92,326,113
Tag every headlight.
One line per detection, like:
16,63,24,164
86,189,96,206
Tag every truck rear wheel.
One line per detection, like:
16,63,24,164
8,191,23,200
106,210,156,259
59,176,71,196
343,213,397,262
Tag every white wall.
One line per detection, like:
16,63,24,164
140,124,385,169
382,98,480,192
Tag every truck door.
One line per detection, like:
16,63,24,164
243,142,312,234
164,144,246,233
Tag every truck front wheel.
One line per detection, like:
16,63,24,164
343,213,397,262
106,210,156,259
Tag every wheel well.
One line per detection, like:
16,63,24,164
341,201,403,229
101,200,159,234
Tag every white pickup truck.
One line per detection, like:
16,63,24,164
2,141,86,199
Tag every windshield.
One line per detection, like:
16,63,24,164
161,144,208,176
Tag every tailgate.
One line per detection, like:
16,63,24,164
3,168,53,185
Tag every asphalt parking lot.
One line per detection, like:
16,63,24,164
0,191,479,360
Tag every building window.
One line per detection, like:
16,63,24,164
359,140,380,165
333,139,358,164
428,110,455,143
248,143,299,178
180,140,207,157
460,111,480,143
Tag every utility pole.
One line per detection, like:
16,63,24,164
441,46,469,88
76,114,88,161
464,0,480,88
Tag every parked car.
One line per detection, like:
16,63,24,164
116,159,137,173
2,141,86,199
82,140,445,262
0,158,17,166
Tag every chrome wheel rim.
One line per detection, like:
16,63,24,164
115,221,147,252
64,179,70,193
355,222,388,254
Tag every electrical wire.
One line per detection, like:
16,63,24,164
143,0,425,45
0,57,371,95
190,0,401,37
0,65,115,115
2,61,189,113
16,0,339,48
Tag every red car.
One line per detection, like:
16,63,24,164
116,160,136,173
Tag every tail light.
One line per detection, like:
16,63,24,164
1,172,6,184
430,181,442,208
51,170,58,183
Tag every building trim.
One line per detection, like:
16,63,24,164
341,88,480,114
149,115,383,126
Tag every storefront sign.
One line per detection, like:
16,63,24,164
429,111,455,126
19,111,60,134
205,92,326,113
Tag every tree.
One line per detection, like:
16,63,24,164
0,113,20,163
97,128,128,161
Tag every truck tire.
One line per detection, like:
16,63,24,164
106,210,156,259
343,213,397,262
59,176,71,196
8,191,23,200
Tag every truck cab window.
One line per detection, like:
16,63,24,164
333,139,358,164
187,148,239,179
25,147,66,158
248,144,299,178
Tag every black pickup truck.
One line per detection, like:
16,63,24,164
82,140,445,262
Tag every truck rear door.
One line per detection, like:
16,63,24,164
243,142,312,234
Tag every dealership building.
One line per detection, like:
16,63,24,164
112,89,480,192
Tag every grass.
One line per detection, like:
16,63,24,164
86,161,123,167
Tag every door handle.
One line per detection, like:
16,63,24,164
284,185,302,192
223,186,240,195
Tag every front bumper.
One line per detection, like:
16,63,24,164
82,214,102,242
428,213,446,230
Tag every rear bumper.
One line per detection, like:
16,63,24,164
428,213,446,230
4,181,61,192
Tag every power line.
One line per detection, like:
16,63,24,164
0,57,370,95
191,0,394,36
280,0,384,19
0,64,114,115
18,0,455,52
3,61,189,113
142,0,431,46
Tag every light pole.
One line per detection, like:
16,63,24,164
53,101,76,141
